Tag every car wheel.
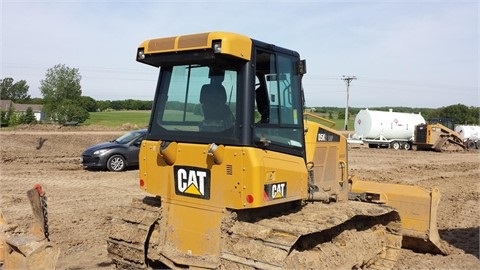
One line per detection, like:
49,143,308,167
107,154,126,171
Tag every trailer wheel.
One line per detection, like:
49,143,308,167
403,142,412,150
476,141,480,149
391,141,401,150
466,140,475,149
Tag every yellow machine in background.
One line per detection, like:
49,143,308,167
107,32,448,269
414,118,465,151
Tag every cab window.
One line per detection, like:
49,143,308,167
254,50,304,153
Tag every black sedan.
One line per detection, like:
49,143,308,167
81,129,147,171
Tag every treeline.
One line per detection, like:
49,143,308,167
2,73,478,127
7,97,480,126
313,104,480,125
6,97,152,112
3,65,479,127
95,99,152,111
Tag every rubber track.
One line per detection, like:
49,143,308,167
106,197,161,269
435,136,465,152
107,199,401,269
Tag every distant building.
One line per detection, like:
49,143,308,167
0,100,45,121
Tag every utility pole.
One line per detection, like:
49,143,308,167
341,75,357,131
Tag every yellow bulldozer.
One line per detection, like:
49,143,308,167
107,32,448,269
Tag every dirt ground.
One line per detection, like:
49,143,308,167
0,126,479,269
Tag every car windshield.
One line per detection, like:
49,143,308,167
114,130,143,144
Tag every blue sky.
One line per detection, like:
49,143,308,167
1,0,478,108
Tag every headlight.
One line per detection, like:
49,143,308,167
93,149,109,155
212,40,222,53
137,48,145,60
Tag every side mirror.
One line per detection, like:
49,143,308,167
296,59,306,75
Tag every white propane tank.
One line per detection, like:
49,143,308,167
454,125,480,140
354,109,425,140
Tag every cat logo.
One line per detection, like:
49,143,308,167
174,166,210,199
264,182,287,201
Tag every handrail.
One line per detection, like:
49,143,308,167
304,112,336,128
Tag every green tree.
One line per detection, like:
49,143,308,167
40,64,89,124
79,96,98,112
19,107,37,124
123,99,137,110
110,100,122,110
8,107,19,126
0,77,31,102
29,97,44,104
56,99,89,124
3,103,15,126
430,104,480,125
0,109,7,126
96,100,111,111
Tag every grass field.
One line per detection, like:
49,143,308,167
84,110,151,127
84,110,355,131
305,113,354,131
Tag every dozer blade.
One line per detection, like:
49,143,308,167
350,177,449,255
3,236,59,270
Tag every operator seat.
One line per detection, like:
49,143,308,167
199,83,234,132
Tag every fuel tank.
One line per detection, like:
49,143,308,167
354,109,425,140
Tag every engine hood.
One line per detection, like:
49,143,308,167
83,142,119,155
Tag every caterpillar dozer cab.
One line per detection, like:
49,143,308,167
414,117,465,152
107,32,448,269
